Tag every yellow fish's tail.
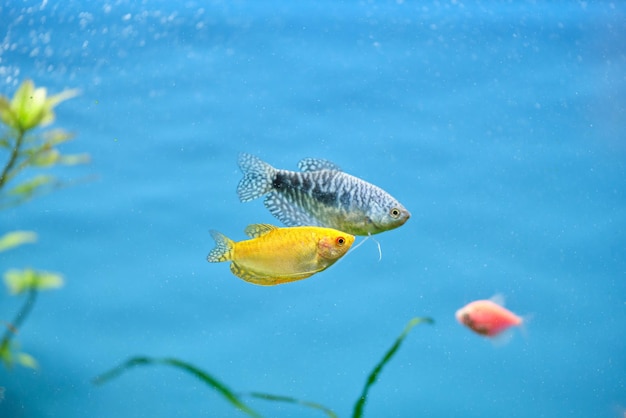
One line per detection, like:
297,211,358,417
207,230,235,263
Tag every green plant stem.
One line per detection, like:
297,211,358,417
247,392,338,418
0,129,25,189
352,317,434,418
93,356,263,418
0,288,38,347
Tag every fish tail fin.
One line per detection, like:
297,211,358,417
207,230,235,262
519,313,533,340
237,153,276,202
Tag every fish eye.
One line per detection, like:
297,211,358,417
389,207,401,218
336,237,345,246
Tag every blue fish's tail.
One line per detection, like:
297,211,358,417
237,153,276,202
207,231,235,262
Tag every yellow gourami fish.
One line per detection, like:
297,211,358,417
207,224,355,286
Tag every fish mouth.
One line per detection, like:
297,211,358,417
398,209,411,225
384,208,411,227
363,209,410,234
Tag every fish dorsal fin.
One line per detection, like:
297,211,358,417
489,294,506,306
244,223,279,238
298,158,342,172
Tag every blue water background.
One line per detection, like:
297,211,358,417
1,1,625,417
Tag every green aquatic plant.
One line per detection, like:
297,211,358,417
0,79,88,206
351,317,434,418
94,357,265,418
94,316,434,417
0,79,87,368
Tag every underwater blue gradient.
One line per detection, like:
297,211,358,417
1,1,625,417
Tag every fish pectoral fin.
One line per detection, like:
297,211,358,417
298,158,342,172
243,223,279,238
264,192,322,227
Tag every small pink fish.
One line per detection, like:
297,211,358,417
456,296,523,337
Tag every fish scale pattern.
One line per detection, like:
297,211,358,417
272,170,362,227
236,153,410,236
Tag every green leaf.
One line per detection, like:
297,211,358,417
45,88,80,111
0,339,38,370
10,80,45,131
0,340,11,367
38,88,80,128
17,351,38,369
4,268,64,294
1,174,71,208
3,80,79,132
59,153,90,166
27,132,88,167
94,356,262,418
42,128,74,146
10,80,34,112
0,231,37,252
0,96,16,128
31,149,61,167
352,317,434,418
8,174,56,196
247,392,338,418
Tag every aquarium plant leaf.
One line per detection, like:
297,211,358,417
0,96,15,129
4,268,63,295
41,128,74,146
163,357,261,417
247,392,338,418
8,174,56,196
0,340,11,367
27,146,89,167
7,80,45,131
352,317,434,418
0,231,37,252
17,351,38,369
0,284,38,369
2,175,63,207
1,79,79,132
0,343,37,369
59,153,91,166
0,79,86,373
30,149,61,167
93,356,263,418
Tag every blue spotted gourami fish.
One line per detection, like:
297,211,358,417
236,154,410,236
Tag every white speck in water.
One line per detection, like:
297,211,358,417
79,12,93,30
